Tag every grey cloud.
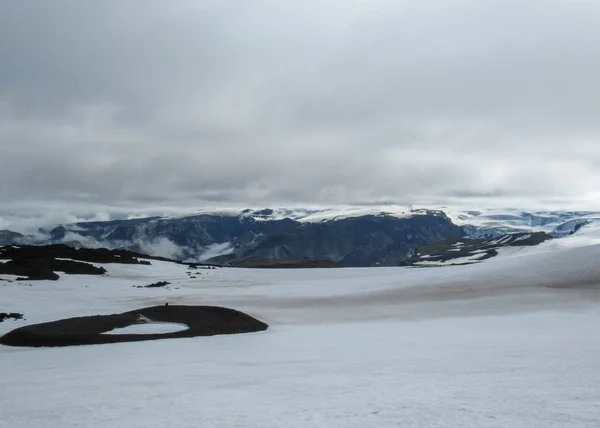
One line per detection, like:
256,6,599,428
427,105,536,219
1,0,599,225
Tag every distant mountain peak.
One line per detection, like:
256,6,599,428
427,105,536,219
7,207,600,267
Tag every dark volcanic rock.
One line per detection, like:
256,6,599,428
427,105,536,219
140,281,170,288
0,244,154,265
0,305,268,347
0,313,23,322
0,244,171,280
0,257,106,280
2,258,61,280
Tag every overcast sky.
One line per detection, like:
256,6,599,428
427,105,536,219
1,0,599,229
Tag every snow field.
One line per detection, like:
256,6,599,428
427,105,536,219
1,239,600,427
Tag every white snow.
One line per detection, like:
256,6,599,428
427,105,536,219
2,243,600,427
413,252,489,266
444,207,600,240
511,233,532,242
102,322,188,335
163,206,416,223
492,220,600,260
296,206,413,223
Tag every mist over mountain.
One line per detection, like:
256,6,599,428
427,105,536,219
3,207,599,267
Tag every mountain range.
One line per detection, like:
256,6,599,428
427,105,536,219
1,207,599,267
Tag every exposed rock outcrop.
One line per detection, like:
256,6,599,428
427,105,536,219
0,258,105,280
0,313,23,322
400,232,551,267
0,305,268,347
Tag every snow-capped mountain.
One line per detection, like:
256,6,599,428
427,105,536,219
31,208,461,267
446,208,600,239
3,206,600,266
191,206,444,223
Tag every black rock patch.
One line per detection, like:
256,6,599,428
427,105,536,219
0,312,23,322
0,305,268,347
136,281,170,288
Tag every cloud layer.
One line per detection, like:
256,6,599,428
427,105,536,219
1,0,599,227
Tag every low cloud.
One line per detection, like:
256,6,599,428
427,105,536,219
135,237,187,261
198,242,235,262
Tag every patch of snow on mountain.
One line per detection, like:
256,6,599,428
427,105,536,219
102,322,188,335
413,252,488,266
159,206,417,223
446,208,599,230
511,233,532,243
297,206,414,223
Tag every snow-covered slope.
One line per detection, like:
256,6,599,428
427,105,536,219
445,207,600,238
2,241,600,427
401,232,551,267
131,206,600,246
185,205,442,223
